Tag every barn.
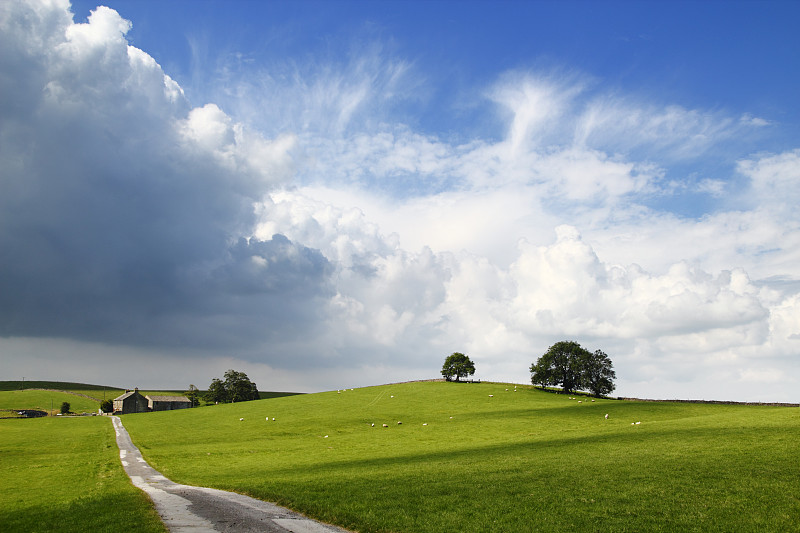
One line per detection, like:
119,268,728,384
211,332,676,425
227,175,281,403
146,395,191,411
113,388,149,414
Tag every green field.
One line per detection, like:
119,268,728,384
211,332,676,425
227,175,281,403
0,389,102,415
0,416,166,533
119,381,800,532
0,381,299,414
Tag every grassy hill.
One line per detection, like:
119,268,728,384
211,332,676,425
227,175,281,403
120,381,800,532
0,381,300,415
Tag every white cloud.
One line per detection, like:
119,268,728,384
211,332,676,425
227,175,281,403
2,1,799,402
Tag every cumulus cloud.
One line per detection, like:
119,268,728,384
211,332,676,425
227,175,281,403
2,1,799,401
0,1,322,354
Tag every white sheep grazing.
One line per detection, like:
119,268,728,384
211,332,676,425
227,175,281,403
422,423,428,426
604,414,609,419
371,423,375,427
382,423,388,428
591,399,595,402
489,394,494,397
578,400,582,403
397,421,402,425
266,417,269,421
635,421,641,425
239,418,244,421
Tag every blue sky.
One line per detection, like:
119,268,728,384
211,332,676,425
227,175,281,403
2,0,799,400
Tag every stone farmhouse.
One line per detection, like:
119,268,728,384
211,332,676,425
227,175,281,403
113,388,149,414
113,388,191,414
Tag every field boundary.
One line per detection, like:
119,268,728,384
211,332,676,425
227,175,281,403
617,397,799,407
26,388,104,401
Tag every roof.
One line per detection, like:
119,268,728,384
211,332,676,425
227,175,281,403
146,395,190,402
113,390,141,401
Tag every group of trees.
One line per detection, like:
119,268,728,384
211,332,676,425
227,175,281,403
202,369,260,404
530,341,616,396
441,340,617,396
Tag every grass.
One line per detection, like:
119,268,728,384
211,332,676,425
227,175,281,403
0,381,300,410
0,390,104,415
0,416,166,533
120,381,800,532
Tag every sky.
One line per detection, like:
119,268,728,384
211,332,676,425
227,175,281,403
1,0,799,401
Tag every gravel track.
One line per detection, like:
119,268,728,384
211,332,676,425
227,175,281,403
112,416,351,533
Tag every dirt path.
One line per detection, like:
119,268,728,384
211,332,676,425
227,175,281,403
111,416,350,533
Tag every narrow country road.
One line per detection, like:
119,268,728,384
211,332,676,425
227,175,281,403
112,416,351,533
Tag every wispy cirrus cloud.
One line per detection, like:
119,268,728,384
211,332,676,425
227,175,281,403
2,1,799,402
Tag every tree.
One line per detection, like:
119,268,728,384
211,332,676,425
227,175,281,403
60,401,71,414
204,370,260,404
530,341,585,393
185,384,200,407
580,349,616,396
100,399,113,413
530,341,616,396
204,377,228,404
441,352,476,382
224,369,260,403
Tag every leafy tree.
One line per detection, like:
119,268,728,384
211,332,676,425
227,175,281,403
60,401,70,414
530,341,585,393
100,399,113,413
530,341,616,396
580,349,616,396
204,370,260,404
441,352,476,382
204,377,228,404
224,369,260,402
185,384,200,407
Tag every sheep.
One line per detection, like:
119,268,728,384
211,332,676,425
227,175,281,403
382,424,389,428
578,401,582,403
397,421,402,425
239,418,244,421
489,394,494,397
635,421,641,425
604,414,609,419
371,423,375,427
422,423,428,426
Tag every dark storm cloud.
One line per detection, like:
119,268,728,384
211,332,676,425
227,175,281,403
0,2,329,351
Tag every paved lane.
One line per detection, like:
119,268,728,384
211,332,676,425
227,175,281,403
112,416,350,533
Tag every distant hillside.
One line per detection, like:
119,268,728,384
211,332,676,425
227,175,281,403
0,380,120,392
0,381,301,401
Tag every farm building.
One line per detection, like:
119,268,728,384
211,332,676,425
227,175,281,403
113,388,149,414
146,395,191,411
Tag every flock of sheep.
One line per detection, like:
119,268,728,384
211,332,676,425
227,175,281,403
236,385,642,429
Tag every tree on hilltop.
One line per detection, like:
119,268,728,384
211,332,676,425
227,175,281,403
441,352,476,382
224,369,260,402
203,370,260,404
580,349,616,396
530,341,615,396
